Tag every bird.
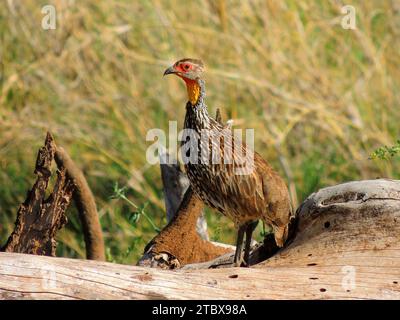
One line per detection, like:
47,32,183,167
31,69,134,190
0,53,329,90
163,58,293,267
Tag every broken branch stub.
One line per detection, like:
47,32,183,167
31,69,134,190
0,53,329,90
1,133,74,256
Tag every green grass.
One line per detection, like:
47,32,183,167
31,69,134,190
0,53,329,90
1,0,399,264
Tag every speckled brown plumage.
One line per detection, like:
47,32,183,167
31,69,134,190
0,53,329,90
164,58,294,266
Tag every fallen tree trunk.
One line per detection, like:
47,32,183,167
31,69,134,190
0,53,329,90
1,179,399,299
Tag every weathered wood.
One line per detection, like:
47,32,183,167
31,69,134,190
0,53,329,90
182,233,282,270
0,243,398,300
259,179,400,269
1,133,74,256
1,179,399,299
55,147,105,261
185,179,400,269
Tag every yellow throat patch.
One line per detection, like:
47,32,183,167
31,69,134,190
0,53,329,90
185,80,200,105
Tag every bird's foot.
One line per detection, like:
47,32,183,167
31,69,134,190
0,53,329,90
241,260,251,268
233,257,251,268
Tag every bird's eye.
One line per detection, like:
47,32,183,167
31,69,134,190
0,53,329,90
183,64,190,70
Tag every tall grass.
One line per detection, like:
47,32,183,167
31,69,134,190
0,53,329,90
1,0,399,263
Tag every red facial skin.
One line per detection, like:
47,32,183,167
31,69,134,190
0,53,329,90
174,62,193,74
173,62,197,85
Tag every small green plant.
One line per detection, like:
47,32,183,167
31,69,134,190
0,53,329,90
120,237,143,262
260,222,267,238
259,222,273,238
111,183,160,233
370,140,400,160
105,247,116,263
213,226,222,242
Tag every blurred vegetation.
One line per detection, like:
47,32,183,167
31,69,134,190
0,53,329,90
0,0,399,264
371,140,400,160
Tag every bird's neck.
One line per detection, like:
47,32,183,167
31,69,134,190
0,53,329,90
184,79,210,130
184,78,202,105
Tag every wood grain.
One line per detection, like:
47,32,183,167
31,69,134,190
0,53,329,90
1,179,399,299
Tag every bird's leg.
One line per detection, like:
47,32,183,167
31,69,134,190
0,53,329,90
233,224,247,267
243,221,259,267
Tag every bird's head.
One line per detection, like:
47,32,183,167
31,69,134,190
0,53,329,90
164,58,205,105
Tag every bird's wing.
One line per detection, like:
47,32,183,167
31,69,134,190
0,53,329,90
215,135,267,213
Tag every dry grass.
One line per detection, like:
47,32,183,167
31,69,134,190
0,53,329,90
0,0,399,263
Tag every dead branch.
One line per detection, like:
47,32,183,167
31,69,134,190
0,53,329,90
1,133,74,256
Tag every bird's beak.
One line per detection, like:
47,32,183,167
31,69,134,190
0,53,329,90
163,66,176,76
